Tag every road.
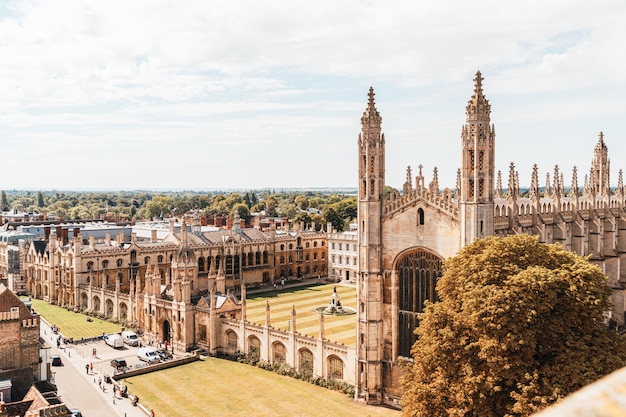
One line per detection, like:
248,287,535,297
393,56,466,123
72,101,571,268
41,320,148,417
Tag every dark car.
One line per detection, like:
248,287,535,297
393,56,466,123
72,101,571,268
156,349,173,361
110,358,128,370
51,355,63,366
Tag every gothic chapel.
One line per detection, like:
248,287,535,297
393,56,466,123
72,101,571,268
356,71,626,405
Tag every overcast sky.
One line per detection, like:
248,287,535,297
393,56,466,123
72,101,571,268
1,0,624,191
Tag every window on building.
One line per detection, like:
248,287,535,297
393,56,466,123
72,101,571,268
328,356,344,379
227,331,237,351
299,349,313,373
331,243,335,250
273,342,286,364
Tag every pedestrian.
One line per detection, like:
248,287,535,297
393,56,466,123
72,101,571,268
151,410,155,417
90,362,93,373
98,376,102,388
281,277,285,288
113,384,117,397
85,364,89,374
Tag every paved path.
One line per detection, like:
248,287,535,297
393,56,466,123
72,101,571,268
41,320,148,417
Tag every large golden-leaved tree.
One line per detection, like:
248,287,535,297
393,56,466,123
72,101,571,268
401,235,626,417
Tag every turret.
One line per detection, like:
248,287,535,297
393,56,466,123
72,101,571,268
460,71,496,245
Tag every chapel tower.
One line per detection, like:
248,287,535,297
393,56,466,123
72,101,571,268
460,71,495,245
356,87,385,404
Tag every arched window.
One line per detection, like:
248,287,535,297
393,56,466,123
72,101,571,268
248,336,261,357
255,252,261,265
144,256,151,265
226,330,237,351
299,348,313,373
157,255,164,263
328,356,344,379
417,208,425,225
263,251,268,264
198,257,205,271
102,260,108,269
397,249,443,358
273,342,286,364
248,253,254,266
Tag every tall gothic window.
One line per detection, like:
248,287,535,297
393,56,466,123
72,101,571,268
398,249,443,358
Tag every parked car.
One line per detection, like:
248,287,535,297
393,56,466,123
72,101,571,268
51,355,63,366
121,330,140,346
104,333,124,349
156,349,173,361
110,358,128,370
70,409,83,417
137,347,160,363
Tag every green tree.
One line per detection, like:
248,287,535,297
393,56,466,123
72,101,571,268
231,203,252,224
37,191,45,207
401,235,626,417
1,191,7,208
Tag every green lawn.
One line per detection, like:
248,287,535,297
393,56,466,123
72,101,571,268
29,298,122,339
246,284,357,346
125,357,400,417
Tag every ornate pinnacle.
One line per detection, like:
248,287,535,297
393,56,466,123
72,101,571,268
361,86,382,127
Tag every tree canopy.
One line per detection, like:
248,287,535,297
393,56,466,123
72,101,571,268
401,234,626,417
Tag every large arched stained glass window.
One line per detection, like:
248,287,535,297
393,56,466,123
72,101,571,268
397,249,443,358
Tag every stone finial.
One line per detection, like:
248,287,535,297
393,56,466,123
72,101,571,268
571,166,579,198
496,170,503,198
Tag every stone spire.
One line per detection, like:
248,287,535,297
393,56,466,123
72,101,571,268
591,131,610,196
544,172,551,198
496,170,503,199
571,166,579,198
617,169,625,206
417,164,425,191
530,164,539,200
553,165,562,199
455,168,461,200
429,167,439,195
507,163,518,201
403,166,413,194
361,87,382,128
466,70,491,122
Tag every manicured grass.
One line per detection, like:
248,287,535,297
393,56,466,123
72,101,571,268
125,357,400,417
29,298,122,339
246,284,357,346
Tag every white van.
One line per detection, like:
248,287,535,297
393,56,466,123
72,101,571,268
121,331,139,346
104,333,124,349
137,347,160,363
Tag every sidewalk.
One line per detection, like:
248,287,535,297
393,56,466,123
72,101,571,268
42,319,149,417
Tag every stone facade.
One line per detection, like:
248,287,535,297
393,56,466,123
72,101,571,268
356,72,626,406
0,284,40,401
23,217,327,353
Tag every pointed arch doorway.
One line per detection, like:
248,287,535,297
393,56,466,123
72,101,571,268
162,320,171,343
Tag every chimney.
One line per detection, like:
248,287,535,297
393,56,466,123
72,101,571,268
105,232,111,246
89,235,95,248
151,229,157,243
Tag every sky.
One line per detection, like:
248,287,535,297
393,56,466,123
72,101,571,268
0,0,625,192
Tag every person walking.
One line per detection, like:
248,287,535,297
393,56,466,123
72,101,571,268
85,364,89,374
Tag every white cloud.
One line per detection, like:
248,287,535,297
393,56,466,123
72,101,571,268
0,0,624,190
